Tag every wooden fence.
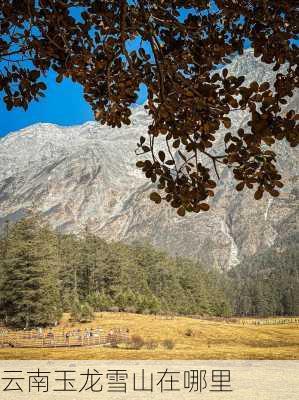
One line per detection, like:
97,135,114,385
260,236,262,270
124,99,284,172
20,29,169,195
0,328,129,349
186,315,299,325
239,318,299,326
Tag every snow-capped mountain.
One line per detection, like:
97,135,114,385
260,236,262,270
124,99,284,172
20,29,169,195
0,50,298,270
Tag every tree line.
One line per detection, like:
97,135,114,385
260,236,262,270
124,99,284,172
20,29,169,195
228,242,299,317
0,215,298,328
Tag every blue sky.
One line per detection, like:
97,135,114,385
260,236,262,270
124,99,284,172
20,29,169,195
0,71,147,137
0,72,93,137
0,5,215,137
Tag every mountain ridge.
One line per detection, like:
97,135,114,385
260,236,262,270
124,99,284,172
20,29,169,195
0,50,298,270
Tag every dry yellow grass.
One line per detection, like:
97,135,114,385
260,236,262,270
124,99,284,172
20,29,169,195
0,312,298,360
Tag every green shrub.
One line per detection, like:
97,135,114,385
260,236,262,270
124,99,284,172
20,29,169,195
87,291,113,312
70,300,94,323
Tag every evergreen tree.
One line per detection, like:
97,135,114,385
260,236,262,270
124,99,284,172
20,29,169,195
228,244,299,317
87,290,113,312
0,216,62,328
58,233,81,310
1,215,296,326
71,299,94,323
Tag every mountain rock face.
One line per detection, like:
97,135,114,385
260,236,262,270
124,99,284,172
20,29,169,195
0,50,298,270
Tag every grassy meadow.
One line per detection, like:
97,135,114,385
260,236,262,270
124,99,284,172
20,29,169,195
0,312,298,360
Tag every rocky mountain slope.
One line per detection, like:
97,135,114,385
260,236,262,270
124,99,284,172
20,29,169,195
0,50,298,270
